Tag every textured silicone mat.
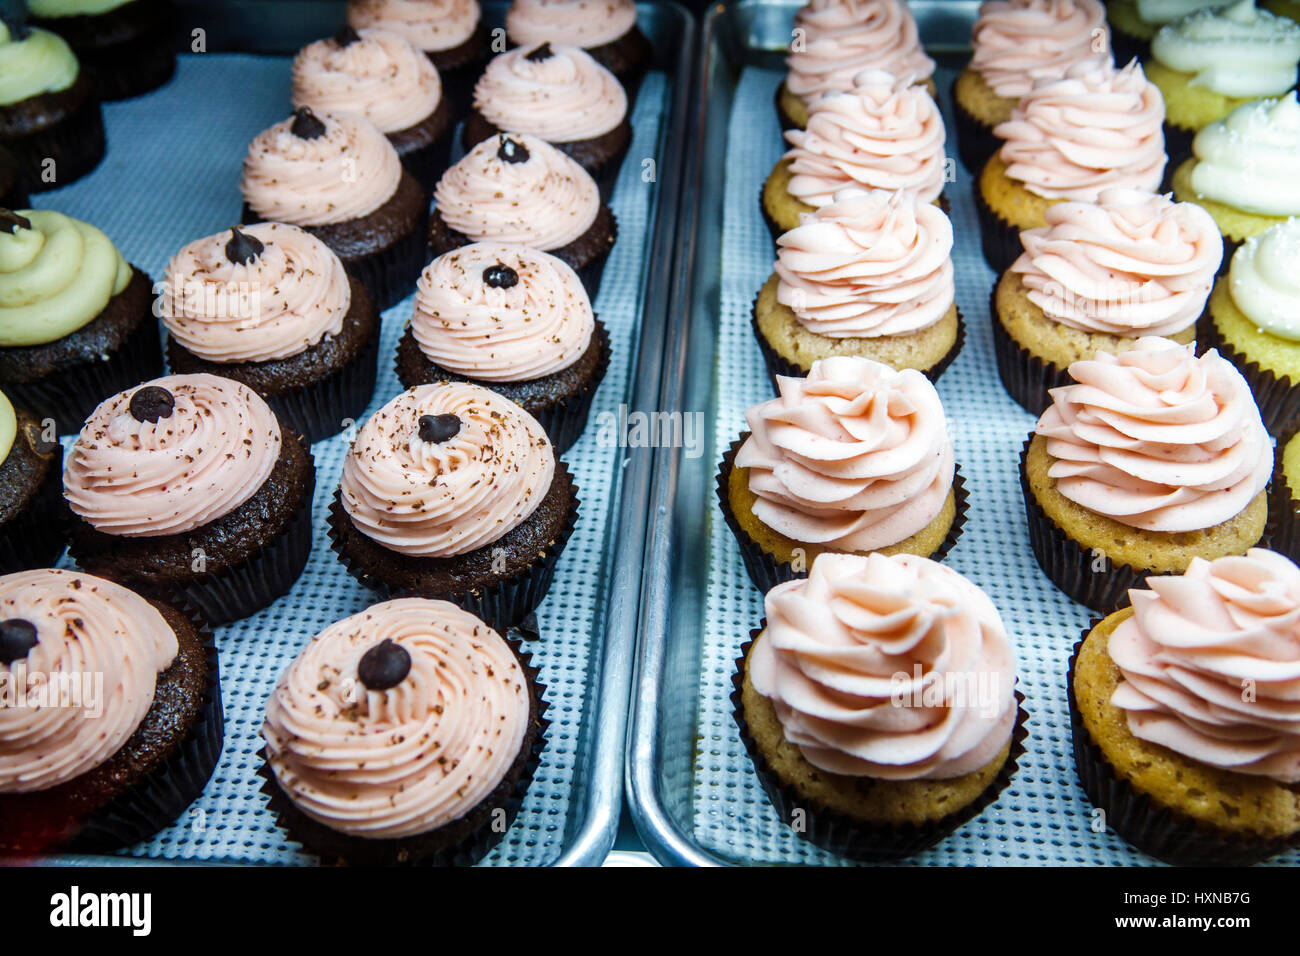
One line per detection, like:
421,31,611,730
692,63,1300,867
35,53,667,866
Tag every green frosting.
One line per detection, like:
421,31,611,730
0,391,14,463
0,210,132,347
29,0,134,15
0,23,79,105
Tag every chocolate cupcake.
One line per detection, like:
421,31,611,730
161,223,381,444
241,107,427,312
328,382,579,633
64,374,315,626
27,0,177,101
0,568,222,854
430,133,617,298
0,145,27,210
0,209,161,435
260,598,547,866
0,391,64,574
505,0,652,99
396,243,609,453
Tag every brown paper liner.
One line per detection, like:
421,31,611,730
774,81,799,133
0,447,66,574
989,283,1066,415
1162,121,1195,174
950,77,1001,174
1268,424,1300,564
973,179,1025,275
1199,308,1300,437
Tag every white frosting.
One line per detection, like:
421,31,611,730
1229,218,1300,339
1135,0,1233,23
1190,93,1300,216
1152,0,1300,98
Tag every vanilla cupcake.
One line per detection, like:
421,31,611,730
506,0,652,98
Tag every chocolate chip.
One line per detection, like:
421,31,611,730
417,413,461,444
3,18,30,42
496,135,529,164
334,23,361,47
483,263,519,289
224,227,264,265
357,639,411,691
0,619,38,665
129,386,175,424
525,42,553,62
0,209,31,234
290,106,327,140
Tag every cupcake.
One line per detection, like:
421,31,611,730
27,0,176,101
505,0,652,98
763,69,946,241
1022,337,1271,612
978,57,1167,273
328,382,579,632
1271,426,1300,561
160,223,381,444
994,188,1221,414
753,188,964,383
734,552,1025,861
0,145,28,210
1147,0,1300,163
429,133,617,298
1069,549,1300,864
1104,0,1233,61
259,597,547,866
63,374,316,626
1200,217,1300,434
463,42,630,197
718,355,968,593
0,568,221,854
954,0,1110,173
292,25,455,189
395,242,610,453
0,20,105,196
0,209,160,435
0,391,63,574
777,0,936,132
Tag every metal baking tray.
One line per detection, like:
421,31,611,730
31,0,693,868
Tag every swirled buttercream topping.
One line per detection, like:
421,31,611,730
0,22,78,105
0,392,14,462
1109,549,1300,781
1011,188,1221,336
341,383,554,557
0,569,178,793
1190,93,1300,216
970,0,1109,100
750,552,1018,779
1136,0,1234,23
1036,338,1271,532
1152,0,1300,98
507,0,638,49
735,356,955,552
346,0,479,52
64,374,283,537
472,44,626,143
1229,217,1300,340
775,188,954,338
785,0,935,103
995,58,1167,201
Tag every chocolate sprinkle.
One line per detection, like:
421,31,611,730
2,17,30,42
417,413,462,444
129,385,176,424
482,263,519,289
290,106,327,140
497,135,529,165
357,639,411,691
0,209,31,234
525,42,554,62
0,619,38,666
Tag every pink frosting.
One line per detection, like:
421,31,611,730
971,0,1110,99
263,598,531,838
241,110,402,227
995,58,1167,201
735,356,955,552
340,383,555,557
1109,549,1300,782
292,27,442,135
785,0,936,103
507,0,639,49
775,188,954,338
0,569,179,793
473,43,626,143
434,133,601,250
413,243,594,381
784,69,947,206
161,223,351,364
65,374,283,538
750,553,1018,780
1011,188,1222,336
346,0,479,52
1036,338,1271,533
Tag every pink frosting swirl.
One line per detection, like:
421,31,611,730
1109,549,1300,782
161,223,351,364
340,383,554,557
434,134,600,250
735,356,955,552
64,374,283,538
1010,188,1222,336
775,188,954,338
473,44,626,143
413,243,594,381
750,553,1018,780
346,0,479,52
241,110,402,227
995,58,1167,201
292,27,442,135
507,0,639,49
0,569,179,793
784,70,947,206
971,0,1110,99
785,0,936,103
1036,338,1271,532
263,598,531,838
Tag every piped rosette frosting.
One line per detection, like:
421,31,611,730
346,0,480,53
784,69,947,206
473,44,627,143
1035,338,1271,532
995,58,1167,202
64,374,283,537
775,188,955,338
161,223,351,364
970,0,1110,100
750,552,1019,779
0,568,179,793
506,0,638,48
413,243,594,381
735,356,956,552
1190,93,1300,217
263,598,532,838
340,383,554,557
1010,188,1222,337
1108,549,1300,781
1151,0,1300,99
1229,218,1300,341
